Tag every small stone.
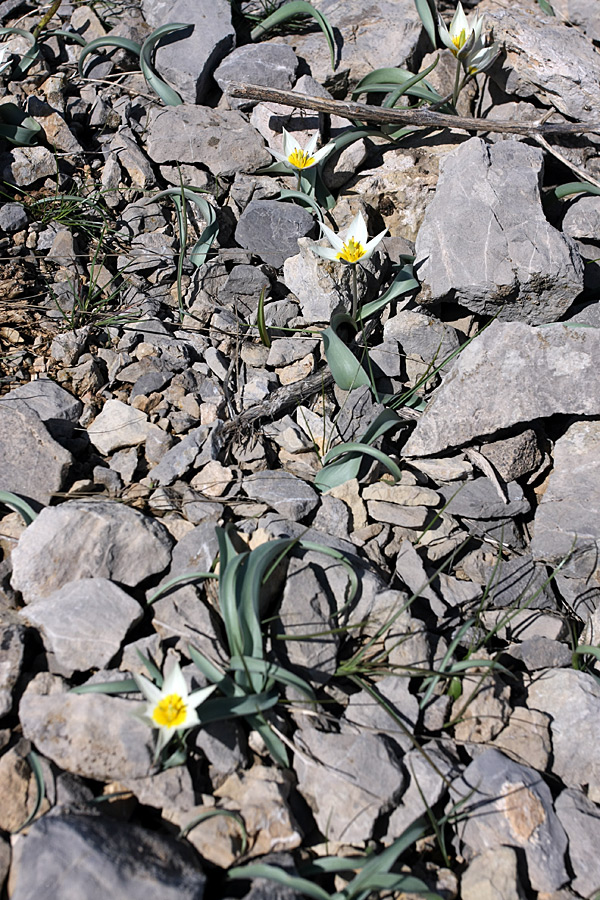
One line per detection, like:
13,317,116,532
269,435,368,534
215,43,298,104
190,461,233,498
20,578,142,676
0,202,27,232
492,708,552,775
366,500,428,529
461,846,526,900
243,471,318,520
0,624,25,716
362,482,440,507
235,200,317,268
0,147,56,186
480,428,543,482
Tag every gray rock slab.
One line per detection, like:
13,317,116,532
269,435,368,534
20,578,142,675
286,0,423,90
531,420,600,584
450,748,568,892
147,426,210,486
2,378,81,429
482,0,600,122
343,674,419,752
142,0,234,104
87,399,163,454
19,672,153,780
275,552,340,683
214,43,298,102
386,744,458,840
151,584,225,663
483,555,556,610
9,812,206,900
0,623,25,716
507,637,571,671
403,321,600,457
0,201,27,232
235,200,317,269
384,309,459,371
11,500,172,603
555,788,600,898
480,428,542,483
0,404,73,505
562,195,600,241
460,846,526,900
243,471,318,520
415,138,583,323
0,146,56,186
294,726,405,843
145,105,270,176
440,478,529,520
528,668,600,803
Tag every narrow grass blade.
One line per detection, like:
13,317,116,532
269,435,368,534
251,1,336,71
419,617,476,707
180,808,248,854
13,751,45,833
140,24,188,106
228,864,331,900
78,35,142,77
414,0,439,48
349,817,428,891
0,490,38,524
147,570,216,604
257,286,271,348
70,678,139,694
555,181,600,199
0,103,42,146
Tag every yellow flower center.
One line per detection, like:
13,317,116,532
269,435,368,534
337,238,366,263
452,28,467,51
152,693,187,727
288,148,316,169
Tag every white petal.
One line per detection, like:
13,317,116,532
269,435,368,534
282,128,299,158
320,222,345,251
188,684,218,709
361,228,388,260
312,244,341,261
437,17,454,51
134,673,162,705
179,706,201,729
305,133,319,154
451,2,469,38
162,662,188,700
345,212,368,246
312,143,334,165
269,148,290,164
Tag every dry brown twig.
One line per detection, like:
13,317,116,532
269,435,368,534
227,82,600,137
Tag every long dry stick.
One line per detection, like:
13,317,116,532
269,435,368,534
228,82,600,137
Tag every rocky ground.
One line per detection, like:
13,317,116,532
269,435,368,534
1,0,600,897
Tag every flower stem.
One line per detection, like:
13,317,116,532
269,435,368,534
296,171,302,192
452,59,462,108
351,265,358,320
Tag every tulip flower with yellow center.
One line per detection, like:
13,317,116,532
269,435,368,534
134,661,216,757
269,128,334,189
311,211,387,318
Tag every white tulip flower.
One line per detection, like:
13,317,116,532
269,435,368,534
269,128,333,172
438,2,483,61
134,661,216,756
464,40,500,75
312,211,387,265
